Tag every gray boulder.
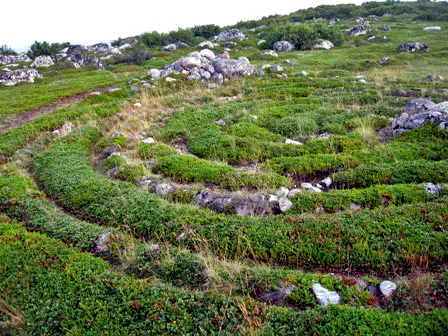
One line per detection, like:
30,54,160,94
381,25,392,31
313,39,334,50
273,41,295,52
197,41,219,48
398,42,429,52
0,68,43,86
31,55,54,67
212,59,255,79
379,281,397,298
163,43,177,52
216,28,245,41
347,25,367,36
423,26,441,31
312,283,341,306
392,99,448,135
87,43,118,57
423,182,440,195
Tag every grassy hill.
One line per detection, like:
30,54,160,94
0,2,447,335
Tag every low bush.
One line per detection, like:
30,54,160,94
191,24,221,38
1,221,447,334
27,40,70,58
289,184,446,214
264,23,344,50
111,42,152,64
333,160,448,189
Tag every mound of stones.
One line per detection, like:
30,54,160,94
392,98,448,135
0,53,32,65
397,42,429,52
148,49,257,83
216,28,245,41
0,68,43,86
347,25,367,36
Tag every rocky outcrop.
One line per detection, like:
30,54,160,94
392,98,448,135
0,53,32,65
65,53,104,70
397,42,429,52
347,25,367,36
273,41,295,52
216,28,245,41
31,55,54,67
0,68,43,86
87,43,120,57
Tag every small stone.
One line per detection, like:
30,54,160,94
149,244,160,254
112,131,122,137
285,139,303,145
321,177,332,188
134,103,142,108
300,71,308,76
165,77,176,82
266,194,279,203
251,115,258,120
423,182,440,195
276,187,289,198
215,119,226,126
155,183,175,197
89,91,101,95
301,183,322,193
278,197,292,212
142,137,155,144
379,281,397,297
287,189,301,197
312,283,340,306
350,202,361,210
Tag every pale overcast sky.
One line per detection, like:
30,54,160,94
2,0,368,50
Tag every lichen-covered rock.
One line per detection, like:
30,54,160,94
216,28,245,41
398,42,429,52
212,59,255,79
278,197,292,212
163,43,177,52
197,41,219,48
65,53,104,70
347,25,367,36
0,68,43,86
423,182,440,195
148,69,161,80
273,41,295,52
31,55,54,67
313,39,334,49
392,99,448,135
381,25,392,31
312,283,341,306
87,43,120,57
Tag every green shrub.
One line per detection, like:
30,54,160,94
333,160,448,189
269,112,319,139
137,142,177,160
0,44,17,56
112,42,152,64
191,24,221,38
27,40,70,58
2,221,447,334
289,184,446,214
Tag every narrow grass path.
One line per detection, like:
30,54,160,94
0,87,107,135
